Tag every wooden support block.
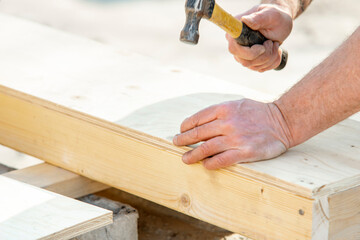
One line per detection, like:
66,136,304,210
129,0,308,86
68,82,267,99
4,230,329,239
0,176,112,240
0,14,359,240
4,163,109,198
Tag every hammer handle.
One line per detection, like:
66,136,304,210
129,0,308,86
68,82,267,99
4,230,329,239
236,23,288,71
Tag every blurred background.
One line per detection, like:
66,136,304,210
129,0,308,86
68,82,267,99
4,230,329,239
0,1,359,239
0,0,359,97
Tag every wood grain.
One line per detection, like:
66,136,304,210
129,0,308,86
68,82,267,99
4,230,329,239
0,14,359,198
328,185,360,240
0,176,112,240
1,14,360,239
0,86,313,240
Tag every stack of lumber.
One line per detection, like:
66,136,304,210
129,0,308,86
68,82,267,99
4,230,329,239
0,14,359,240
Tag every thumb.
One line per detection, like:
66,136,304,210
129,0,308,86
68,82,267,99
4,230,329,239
241,10,271,30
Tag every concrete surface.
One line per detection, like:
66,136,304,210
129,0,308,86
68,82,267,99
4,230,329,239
75,194,139,240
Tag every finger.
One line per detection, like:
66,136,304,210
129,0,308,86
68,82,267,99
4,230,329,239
228,39,265,61
257,43,282,72
203,146,259,170
179,105,219,133
241,9,272,31
182,136,227,164
235,40,274,69
174,120,222,146
246,40,274,68
202,149,242,170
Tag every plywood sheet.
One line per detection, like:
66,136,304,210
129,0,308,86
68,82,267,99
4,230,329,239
0,14,359,198
0,176,112,240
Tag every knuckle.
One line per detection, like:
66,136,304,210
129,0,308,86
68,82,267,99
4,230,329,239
190,114,200,127
264,40,273,52
221,120,234,133
216,103,228,115
191,127,200,140
199,143,211,157
241,60,252,67
242,145,256,159
217,102,233,116
229,136,242,147
215,155,229,168
251,45,264,58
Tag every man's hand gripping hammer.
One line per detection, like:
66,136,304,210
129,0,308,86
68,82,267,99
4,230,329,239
180,0,288,70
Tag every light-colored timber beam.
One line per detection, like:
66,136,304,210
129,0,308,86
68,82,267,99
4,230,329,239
0,85,313,240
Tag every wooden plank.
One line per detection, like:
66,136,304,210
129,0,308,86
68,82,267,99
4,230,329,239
0,14,360,239
3,163,109,198
0,85,313,240
0,14,359,199
0,175,112,240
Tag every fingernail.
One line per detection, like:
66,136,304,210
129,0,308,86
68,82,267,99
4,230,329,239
173,134,179,145
182,153,189,164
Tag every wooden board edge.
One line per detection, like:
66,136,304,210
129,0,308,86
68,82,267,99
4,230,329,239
0,85,313,239
0,84,311,198
328,185,360,239
41,212,113,240
3,163,109,198
312,184,360,240
0,176,113,240
312,195,330,240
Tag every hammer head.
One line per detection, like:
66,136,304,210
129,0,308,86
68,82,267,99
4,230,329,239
180,0,215,44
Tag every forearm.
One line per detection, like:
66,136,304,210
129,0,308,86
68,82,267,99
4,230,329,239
275,27,360,147
261,0,313,18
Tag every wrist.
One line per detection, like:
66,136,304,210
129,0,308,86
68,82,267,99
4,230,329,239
268,101,294,148
260,0,296,19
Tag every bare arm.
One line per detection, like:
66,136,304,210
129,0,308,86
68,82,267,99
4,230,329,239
174,27,360,169
276,26,360,146
261,0,313,18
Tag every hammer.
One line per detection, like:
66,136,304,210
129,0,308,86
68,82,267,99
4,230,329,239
180,0,288,70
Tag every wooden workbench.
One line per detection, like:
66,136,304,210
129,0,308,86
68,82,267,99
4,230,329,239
0,14,359,240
